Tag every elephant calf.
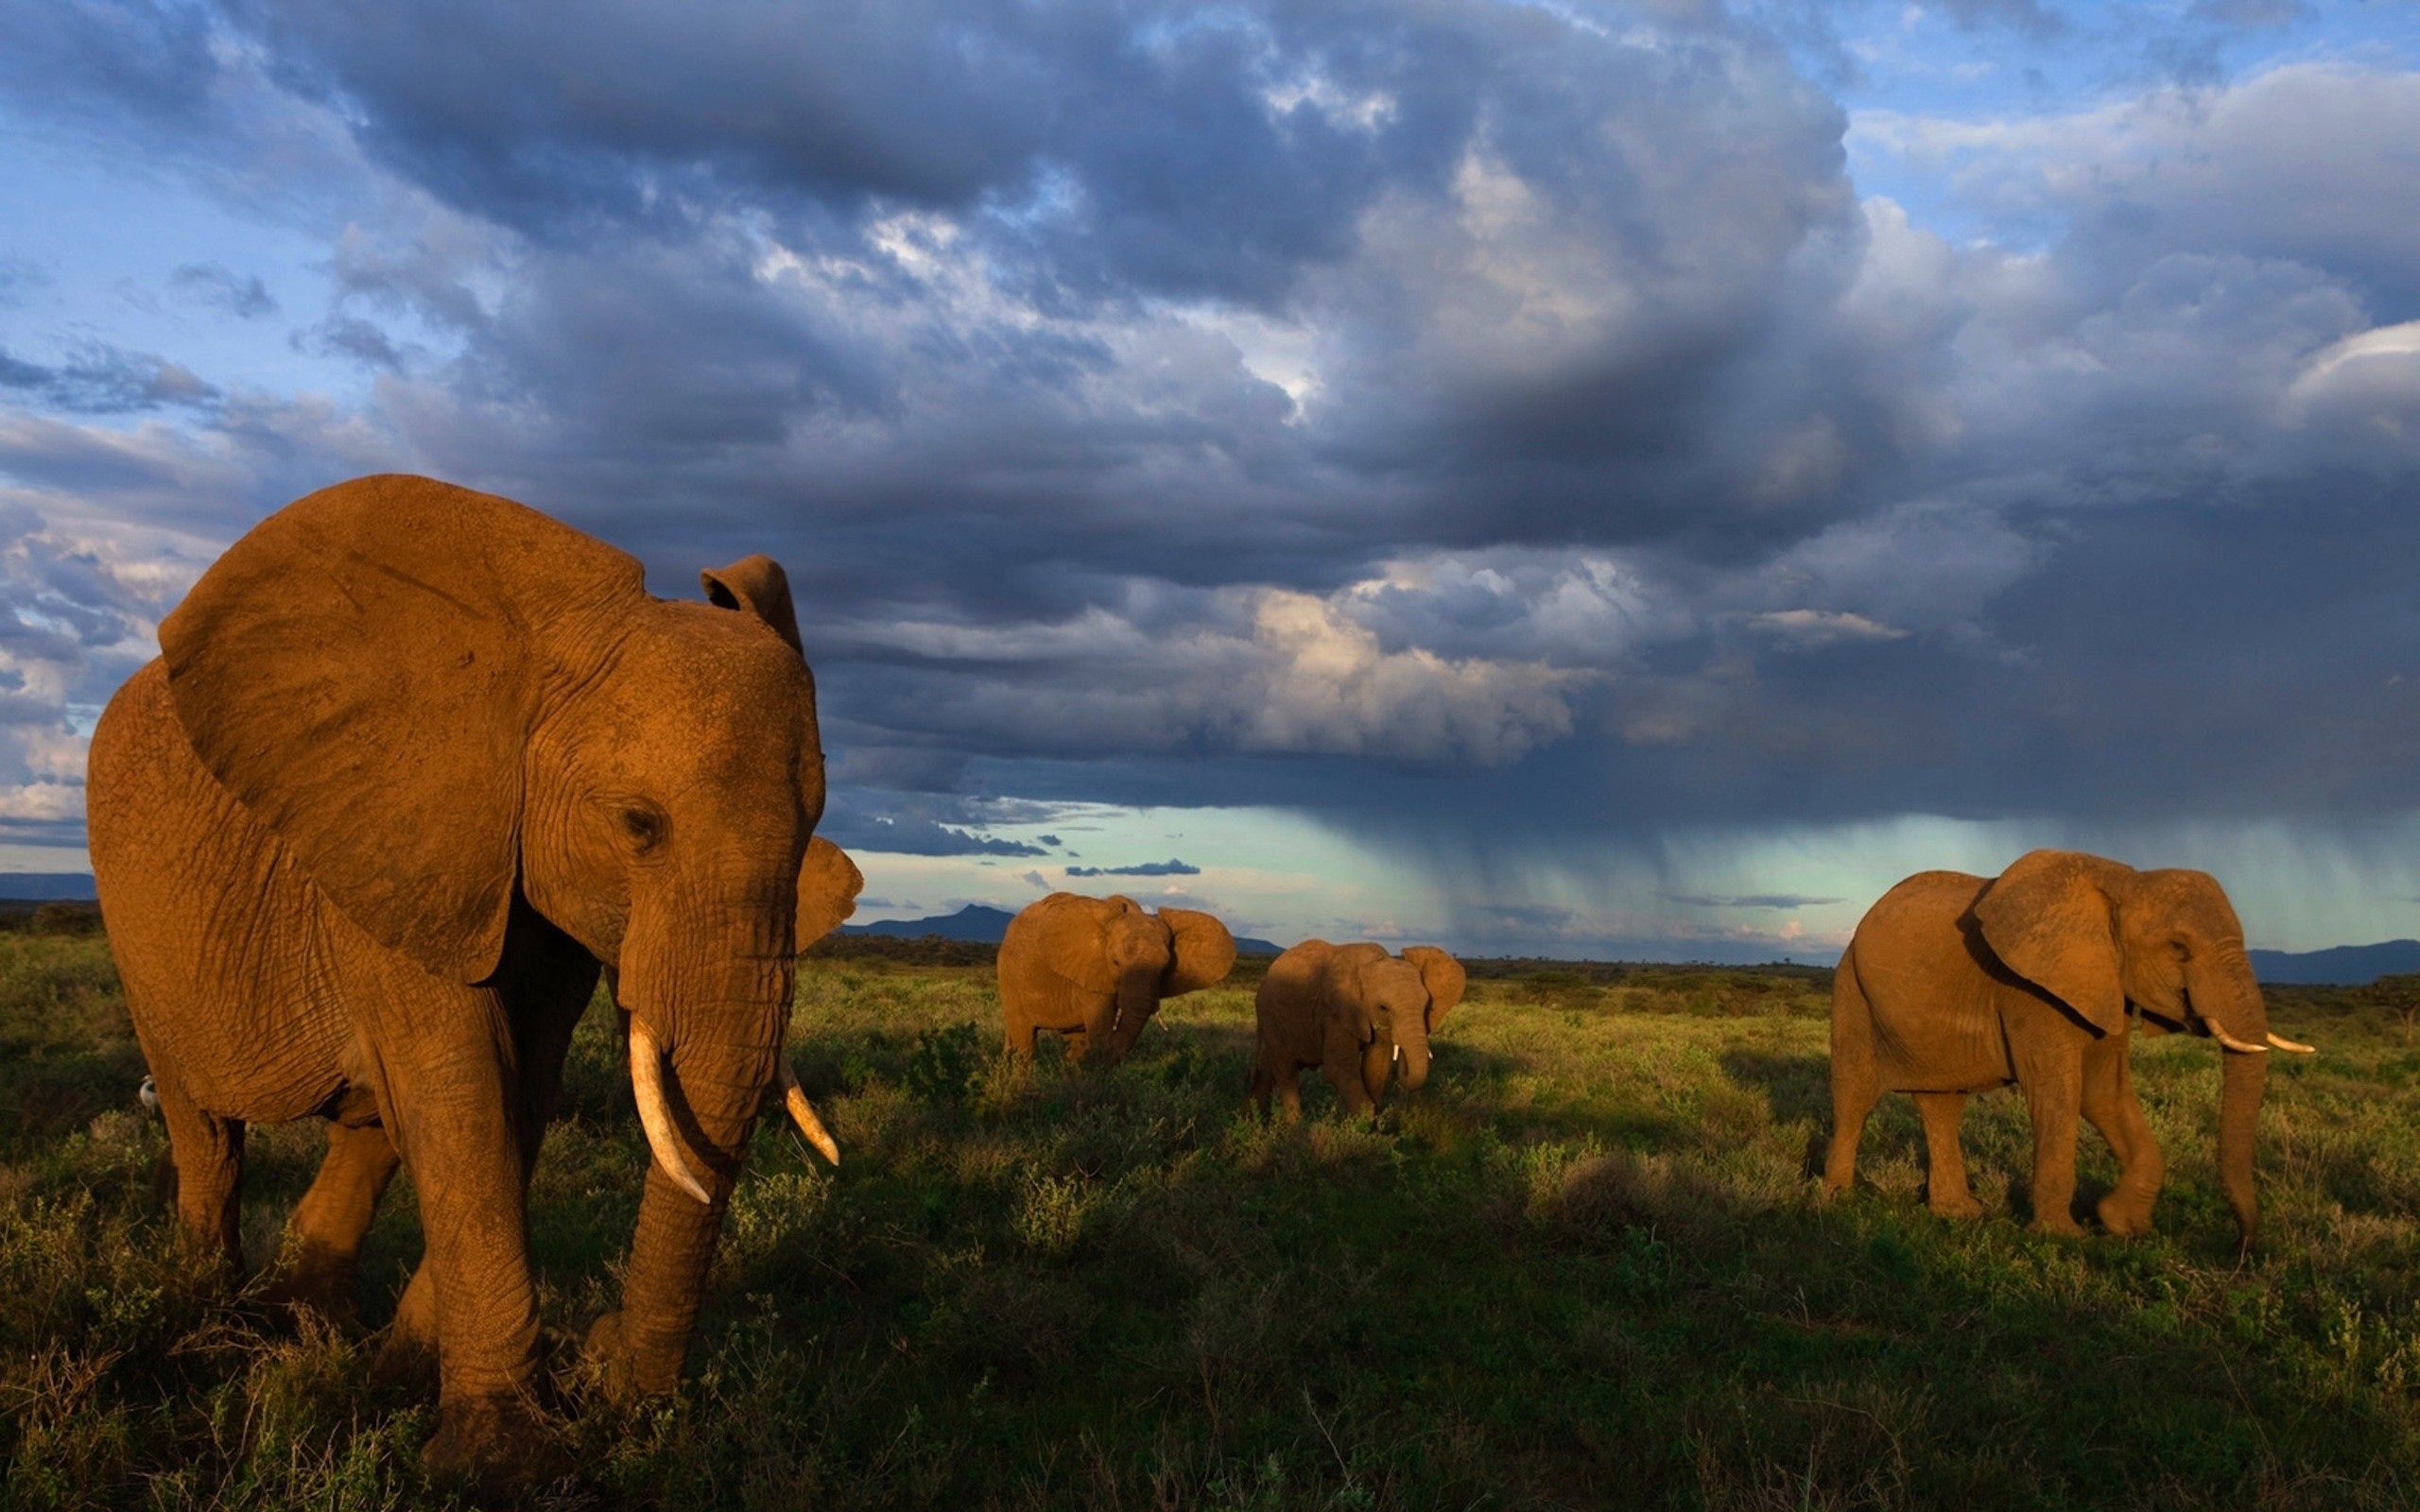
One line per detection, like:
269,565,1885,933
1824,849,2312,1243
996,893,1236,1066
1252,940,1465,1117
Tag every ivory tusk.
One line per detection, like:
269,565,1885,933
776,1058,841,1167
2266,1031,2317,1055
1392,1042,1402,1063
629,1022,715,1204
2203,1020,2271,1055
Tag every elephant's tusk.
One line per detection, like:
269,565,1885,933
1392,1043,1402,1063
629,1022,715,1205
2203,1020,2271,1055
776,1057,841,1166
2266,1031,2317,1055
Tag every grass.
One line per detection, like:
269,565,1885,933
5,935,2420,1509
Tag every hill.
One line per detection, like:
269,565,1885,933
0,871,96,902
846,902,1286,954
2250,938,2420,985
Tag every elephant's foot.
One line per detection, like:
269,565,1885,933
2095,1192,2155,1238
2026,1212,2084,1238
422,1391,567,1491
581,1310,681,1402
1927,1190,1986,1220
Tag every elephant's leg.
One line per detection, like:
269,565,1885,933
389,944,596,1366
1320,1056,1374,1117
1272,1062,1305,1122
1914,1094,1983,1219
1249,1058,1272,1117
2083,1036,2163,1237
1820,1067,1880,1199
2018,1057,2085,1236
1821,954,1880,1199
1061,1027,1090,1064
149,1061,247,1271
357,971,553,1480
272,1119,401,1317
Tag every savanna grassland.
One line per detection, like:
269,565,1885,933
7,927,2420,1511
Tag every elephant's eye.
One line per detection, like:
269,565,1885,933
620,804,666,851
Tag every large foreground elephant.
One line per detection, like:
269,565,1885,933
1823,849,2312,1244
88,474,853,1482
1251,941,1464,1117
995,893,1236,1066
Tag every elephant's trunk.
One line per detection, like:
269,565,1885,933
1092,970,1158,1067
1394,1015,1432,1092
603,907,797,1394
2193,948,2271,1246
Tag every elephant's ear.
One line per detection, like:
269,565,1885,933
1157,908,1236,996
1403,946,1466,1030
701,554,804,656
1973,850,2127,1037
1032,893,1121,995
160,474,645,984
796,837,862,948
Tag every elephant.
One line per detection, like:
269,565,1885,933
1250,941,1465,1117
86,473,856,1483
994,893,1236,1066
1822,849,2314,1244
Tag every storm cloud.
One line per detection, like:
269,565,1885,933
3,0,2417,954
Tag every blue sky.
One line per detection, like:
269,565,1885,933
5,0,2420,961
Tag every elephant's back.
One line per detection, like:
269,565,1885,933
1854,871,1989,939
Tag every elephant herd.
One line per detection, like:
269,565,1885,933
84,475,2316,1486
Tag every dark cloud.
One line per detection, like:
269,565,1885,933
1661,893,1847,911
1,2,2416,951
1066,858,1200,877
168,263,278,318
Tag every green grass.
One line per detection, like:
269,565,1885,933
6,936,2420,1509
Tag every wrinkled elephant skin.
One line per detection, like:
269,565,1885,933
86,474,862,1486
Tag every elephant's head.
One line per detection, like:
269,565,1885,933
1335,944,1465,1092
1973,849,2313,1245
159,474,842,1382
1041,894,1235,1066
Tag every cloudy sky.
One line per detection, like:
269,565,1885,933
4,0,2419,961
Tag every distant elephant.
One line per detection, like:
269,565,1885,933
87,474,853,1483
995,893,1236,1066
1251,941,1465,1117
1823,849,2313,1244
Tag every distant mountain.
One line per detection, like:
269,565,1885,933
845,904,1018,942
2251,940,2420,987
0,872,96,902
844,903,1284,954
